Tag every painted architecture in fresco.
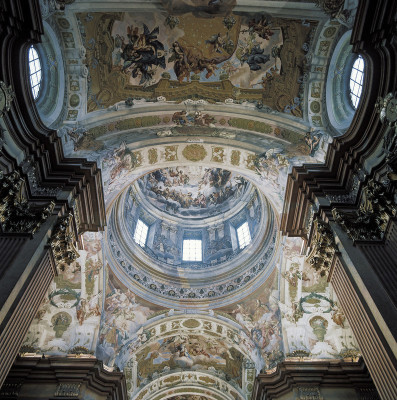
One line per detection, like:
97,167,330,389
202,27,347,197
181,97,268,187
21,1,362,400
76,9,314,114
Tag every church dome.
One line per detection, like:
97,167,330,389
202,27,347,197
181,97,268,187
105,166,280,309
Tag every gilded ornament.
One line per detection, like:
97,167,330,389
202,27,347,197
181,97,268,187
0,171,55,234
50,214,80,266
231,150,240,165
332,180,397,241
306,218,338,277
148,148,158,164
182,144,207,162
211,146,225,163
165,145,178,161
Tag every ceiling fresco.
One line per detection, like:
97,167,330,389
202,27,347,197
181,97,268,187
137,167,249,218
59,122,328,209
23,2,362,400
76,10,317,113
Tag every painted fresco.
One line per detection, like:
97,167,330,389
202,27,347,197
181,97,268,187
138,167,248,217
218,269,283,372
96,269,166,368
77,11,316,113
160,0,237,16
58,122,326,210
279,237,360,360
136,334,244,387
126,184,261,266
22,232,103,354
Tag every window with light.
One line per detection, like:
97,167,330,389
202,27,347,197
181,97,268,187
349,55,364,109
237,222,251,249
183,239,202,262
28,46,42,100
134,219,148,247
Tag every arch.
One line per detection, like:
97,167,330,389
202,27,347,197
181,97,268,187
325,30,356,133
33,21,66,127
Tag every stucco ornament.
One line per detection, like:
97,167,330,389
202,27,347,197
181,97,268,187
306,218,338,277
0,81,15,118
182,144,207,161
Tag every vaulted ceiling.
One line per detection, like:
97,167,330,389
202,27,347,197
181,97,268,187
22,1,361,399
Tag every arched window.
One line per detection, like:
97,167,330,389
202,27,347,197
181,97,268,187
349,55,364,109
28,46,42,100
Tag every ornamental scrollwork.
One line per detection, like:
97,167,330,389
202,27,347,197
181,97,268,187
50,214,80,266
332,180,397,241
306,218,338,277
0,171,55,234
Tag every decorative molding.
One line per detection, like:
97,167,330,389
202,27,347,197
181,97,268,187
326,169,367,204
253,358,377,400
0,81,15,118
54,383,81,397
50,214,80,266
306,218,338,277
21,157,62,197
0,171,55,235
332,180,397,241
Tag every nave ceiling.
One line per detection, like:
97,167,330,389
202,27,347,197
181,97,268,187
21,1,361,399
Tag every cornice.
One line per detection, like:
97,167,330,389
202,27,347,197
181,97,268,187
0,0,106,232
252,358,376,400
3,356,127,400
281,0,397,238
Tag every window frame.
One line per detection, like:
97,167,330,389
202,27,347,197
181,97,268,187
349,55,364,110
133,219,149,247
28,45,42,101
236,221,252,250
182,239,203,262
